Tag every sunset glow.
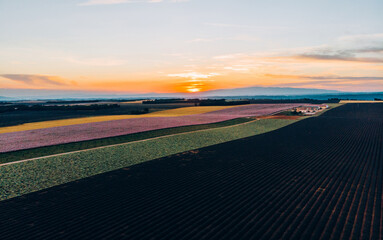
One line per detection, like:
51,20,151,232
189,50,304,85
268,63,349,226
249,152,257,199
0,0,382,96
187,87,201,93
1,1,382,238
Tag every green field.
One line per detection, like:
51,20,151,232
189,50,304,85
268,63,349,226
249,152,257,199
0,118,253,164
1,118,299,200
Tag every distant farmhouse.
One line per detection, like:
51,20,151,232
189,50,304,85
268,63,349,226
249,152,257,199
294,104,328,115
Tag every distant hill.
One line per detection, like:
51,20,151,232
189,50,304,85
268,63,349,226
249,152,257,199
193,86,340,97
221,92,383,101
0,87,382,101
0,96,11,100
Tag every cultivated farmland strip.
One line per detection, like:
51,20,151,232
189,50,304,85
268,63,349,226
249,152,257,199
0,103,381,239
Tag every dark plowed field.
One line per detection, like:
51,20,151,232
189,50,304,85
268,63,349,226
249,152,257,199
0,104,382,240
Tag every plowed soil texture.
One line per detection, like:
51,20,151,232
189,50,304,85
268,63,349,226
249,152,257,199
0,103,382,240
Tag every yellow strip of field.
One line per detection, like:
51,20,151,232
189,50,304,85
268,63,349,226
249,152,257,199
121,100,144,104
0,106,236,134
340,100,383,103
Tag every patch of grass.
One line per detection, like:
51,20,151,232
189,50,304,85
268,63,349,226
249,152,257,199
0,118,299,200
0,118,252,164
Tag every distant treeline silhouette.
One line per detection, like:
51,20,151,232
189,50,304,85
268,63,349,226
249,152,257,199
142,98,340,105
46,100,101,104
248,98,340,104
0,104,120,113
143,99,250,106
142,99,187,104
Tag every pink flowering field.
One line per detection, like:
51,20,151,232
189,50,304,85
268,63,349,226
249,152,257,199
0,104,303,153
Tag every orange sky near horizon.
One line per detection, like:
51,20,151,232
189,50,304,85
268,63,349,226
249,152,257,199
1,1,382,94
1,54,382,93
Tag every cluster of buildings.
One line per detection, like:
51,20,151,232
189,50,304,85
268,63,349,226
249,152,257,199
293,104,329,115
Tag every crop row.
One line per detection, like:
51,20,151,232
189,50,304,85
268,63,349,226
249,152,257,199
0,104,302,153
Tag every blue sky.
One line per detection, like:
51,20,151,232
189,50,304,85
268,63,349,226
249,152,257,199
1,0,382,93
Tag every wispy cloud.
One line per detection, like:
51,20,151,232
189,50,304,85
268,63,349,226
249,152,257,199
265,73,383,91
224,66,250,72
213,53,249,60
293,33,383,63
296,49,383,63
78,0,188,6
265,74,383,81
212,44,383,64
0,74,67,86
167,72,221,80
354,47,383,53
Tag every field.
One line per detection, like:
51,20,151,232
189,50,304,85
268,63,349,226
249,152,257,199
0,101,196,127
0,118,298,200
0,118,253,164
0,103,381,239
0,104,302,152
0,105,234,133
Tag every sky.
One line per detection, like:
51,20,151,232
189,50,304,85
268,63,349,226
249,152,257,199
1,0,383,94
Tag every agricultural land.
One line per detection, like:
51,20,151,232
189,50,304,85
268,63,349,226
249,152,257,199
1,102,382,240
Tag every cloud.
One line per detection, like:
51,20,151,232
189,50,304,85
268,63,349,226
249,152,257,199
78,0,188,6
213,53,248,60
224,66,249,72
292,33,383,63
295,46,383,63
167,72,221,80
304,75,383,81
354,47,383,53
297,52,383,63
0,74,67,86
265,73,383,91
211,39,383,65
265,74,383,81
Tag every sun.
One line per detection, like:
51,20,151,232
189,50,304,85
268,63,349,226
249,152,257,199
187,87,201,93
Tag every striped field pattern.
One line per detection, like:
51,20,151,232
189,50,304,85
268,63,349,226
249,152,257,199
0,105,235,134
0,103,381,239
0,104,301,152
